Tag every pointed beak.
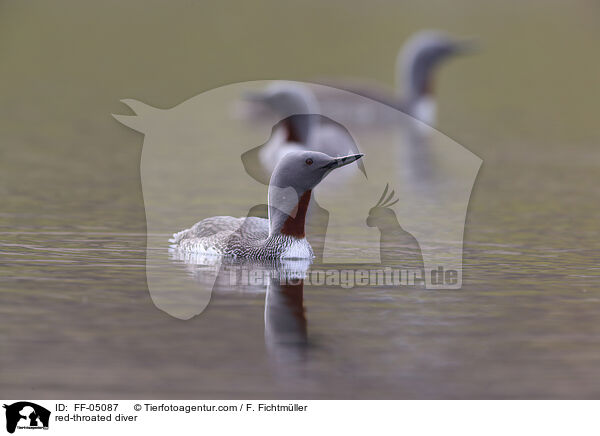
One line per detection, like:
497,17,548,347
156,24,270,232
322,153,364,170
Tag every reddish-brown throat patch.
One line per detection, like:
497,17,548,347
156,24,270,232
282,117,303,143
423,75,434,96
280,190,311,238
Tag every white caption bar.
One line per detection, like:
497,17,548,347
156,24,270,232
1,400,598,435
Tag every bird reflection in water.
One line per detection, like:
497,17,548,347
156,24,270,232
264,260,310,378
170,252,312,380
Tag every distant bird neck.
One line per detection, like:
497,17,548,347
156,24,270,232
280,115,315,145
397,59,436,124
397,47,436,104
403,65,434,104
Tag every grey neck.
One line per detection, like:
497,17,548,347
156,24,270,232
402,61,433,106
397,48,434,107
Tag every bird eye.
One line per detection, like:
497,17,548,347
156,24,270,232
305,158,313,166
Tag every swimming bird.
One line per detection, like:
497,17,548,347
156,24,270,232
316,30,476,126
240,112,366,262
242,83,366,179
170,151,364,259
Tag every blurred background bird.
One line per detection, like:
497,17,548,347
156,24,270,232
314,30,477,127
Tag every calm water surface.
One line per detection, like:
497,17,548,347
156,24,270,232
2,142,599,399
1,0,600,399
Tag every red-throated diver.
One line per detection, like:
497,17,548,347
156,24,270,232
316,30,476,126
242,82,366,178
169,151,364,259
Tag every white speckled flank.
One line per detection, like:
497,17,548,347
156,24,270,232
280,238,314,260
169,216,314,260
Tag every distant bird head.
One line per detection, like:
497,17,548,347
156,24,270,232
367,184,400,229
398,30,478,101
244,81,319,117
241,114,366,185
245,83,321,146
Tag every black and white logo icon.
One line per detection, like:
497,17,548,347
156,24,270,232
3,402,50,434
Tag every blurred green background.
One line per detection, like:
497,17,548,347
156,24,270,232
1,0,599,232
